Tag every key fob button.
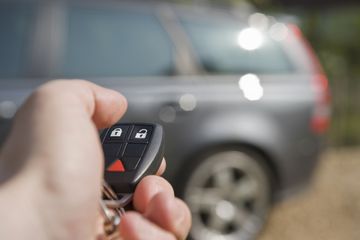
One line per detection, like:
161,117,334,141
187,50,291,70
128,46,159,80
103,144,123,167
122,157,142,170
107,159,126,172
129,125,153,143
105,125,131,143
123,143,147,158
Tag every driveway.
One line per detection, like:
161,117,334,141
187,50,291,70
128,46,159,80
259,148,360,240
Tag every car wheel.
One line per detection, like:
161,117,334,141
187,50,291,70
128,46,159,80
182,148,272,240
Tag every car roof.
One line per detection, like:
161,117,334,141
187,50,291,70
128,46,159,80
0,0,252,21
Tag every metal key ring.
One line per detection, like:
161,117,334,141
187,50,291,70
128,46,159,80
100,200,121,236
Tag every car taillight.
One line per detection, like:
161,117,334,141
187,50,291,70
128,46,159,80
311,74,331,134
288,24,331,134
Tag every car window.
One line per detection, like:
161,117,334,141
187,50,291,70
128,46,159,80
0,2,35,79
61,5,174,77
180,17,294,74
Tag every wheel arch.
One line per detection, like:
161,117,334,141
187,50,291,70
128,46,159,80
174,141,281,203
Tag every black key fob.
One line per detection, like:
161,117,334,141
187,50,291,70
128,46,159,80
100,123,164,197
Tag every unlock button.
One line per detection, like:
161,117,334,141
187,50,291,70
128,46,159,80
129,125,153,143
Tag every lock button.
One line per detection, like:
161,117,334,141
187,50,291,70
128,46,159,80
129,125,153,143
104,125,131,143
111,128,123,137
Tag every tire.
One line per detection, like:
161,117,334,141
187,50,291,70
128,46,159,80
180,147,273,240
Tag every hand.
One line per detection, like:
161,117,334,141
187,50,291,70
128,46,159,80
0,80,191,240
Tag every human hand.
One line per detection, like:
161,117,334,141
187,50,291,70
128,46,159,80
0,80,191,240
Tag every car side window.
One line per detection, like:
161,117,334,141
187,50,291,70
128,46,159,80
61,5,175,77
0,2,35,78
180,17,294,74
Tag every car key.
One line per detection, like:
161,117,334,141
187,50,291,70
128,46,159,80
99,123,164,237
101,123,164,198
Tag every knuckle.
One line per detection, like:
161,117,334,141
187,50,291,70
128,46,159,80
28,80,92,107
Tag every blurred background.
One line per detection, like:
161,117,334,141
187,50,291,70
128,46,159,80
1,0,360,239
201,0,360,239
178,0,360,147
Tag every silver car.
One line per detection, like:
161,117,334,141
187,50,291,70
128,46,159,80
0,1,330,239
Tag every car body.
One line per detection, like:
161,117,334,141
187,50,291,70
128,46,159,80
0,0,330,239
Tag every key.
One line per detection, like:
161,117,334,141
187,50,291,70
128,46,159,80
99,182,122,239
100,123,164,198
99,123,164,238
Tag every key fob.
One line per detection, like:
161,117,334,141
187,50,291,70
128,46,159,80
100,123,164,196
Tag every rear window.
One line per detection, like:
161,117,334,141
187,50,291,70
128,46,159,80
181,17,294,74
0,2,35,78
61,6,175,77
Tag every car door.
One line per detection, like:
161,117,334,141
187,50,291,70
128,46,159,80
55,2,203,176
52,1,182,122
0,1,41,145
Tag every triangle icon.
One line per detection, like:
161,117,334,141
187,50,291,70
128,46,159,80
107,159,125,172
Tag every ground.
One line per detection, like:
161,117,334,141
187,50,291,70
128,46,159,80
258,148,360,240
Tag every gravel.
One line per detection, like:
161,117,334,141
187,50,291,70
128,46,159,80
258,148,360,240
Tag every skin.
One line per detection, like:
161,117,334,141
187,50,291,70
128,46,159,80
0,80,191,240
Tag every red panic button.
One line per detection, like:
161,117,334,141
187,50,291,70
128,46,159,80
107,159,125,172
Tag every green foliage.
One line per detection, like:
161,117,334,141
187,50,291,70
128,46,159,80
300,6,360,146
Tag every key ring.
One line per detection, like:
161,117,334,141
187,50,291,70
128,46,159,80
100,200,121,234
100,181,126,239
102,180,129,214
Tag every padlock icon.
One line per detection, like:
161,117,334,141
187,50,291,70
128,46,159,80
135,129,148,139
110,128,122,137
